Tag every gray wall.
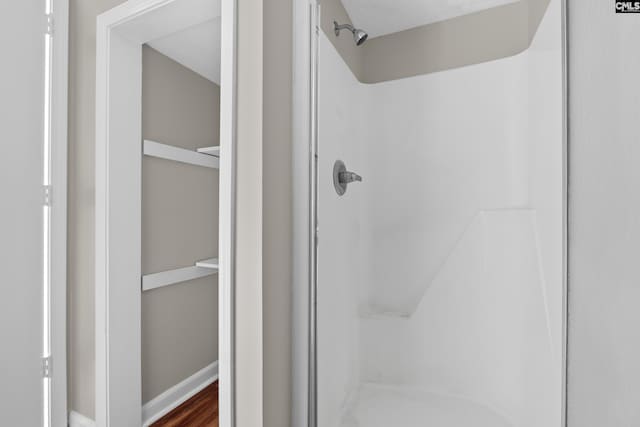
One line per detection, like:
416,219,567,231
68,0,127,418
141,46,219,404
567,0,640,425
320,0,550,83
263,0,293,425
234,0,293,425
234,0,264,423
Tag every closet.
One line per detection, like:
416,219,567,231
93,0,230,424
139,31,221,424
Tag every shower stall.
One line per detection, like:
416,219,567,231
295,0,566,426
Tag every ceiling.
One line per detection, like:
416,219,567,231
147,16,221,85
145,0,521,82
341,0,520,38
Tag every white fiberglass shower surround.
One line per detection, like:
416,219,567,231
294,0,567,426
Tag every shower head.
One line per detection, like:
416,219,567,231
334,21,368,46
353,28,368,46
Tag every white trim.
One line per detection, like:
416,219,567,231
96,0,235,425
69,411,96,427
291,1,314,426
196,257,220,269
68,361,218,427
560,1,568,425
142,361,219,426
142,263,218,292
218,0,237,426
51,0,69,426
144,140,220,168
95,16,143,427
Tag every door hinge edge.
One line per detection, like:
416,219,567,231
44,185,52,206
42,356,52,378
45,13,54,35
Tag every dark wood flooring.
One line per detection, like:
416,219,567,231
151,381,218,427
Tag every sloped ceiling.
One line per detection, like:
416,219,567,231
341,0,519,38
147,16,221,85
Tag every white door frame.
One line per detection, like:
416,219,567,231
95,0,236,425
51,1,69,425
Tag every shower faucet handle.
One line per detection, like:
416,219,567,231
338,170,362,184
333,160,362,196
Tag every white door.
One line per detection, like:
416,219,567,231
0,1,47,425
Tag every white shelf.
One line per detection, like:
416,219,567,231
144,140,219,169
142,258,219,291
197,146,220,157
195,258,219,269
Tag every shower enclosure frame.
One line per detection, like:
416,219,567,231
290,0,570,426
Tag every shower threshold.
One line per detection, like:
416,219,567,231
341,383,513,427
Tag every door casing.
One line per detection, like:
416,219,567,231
94,0,236,425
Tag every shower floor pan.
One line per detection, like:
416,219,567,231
341,383,513,427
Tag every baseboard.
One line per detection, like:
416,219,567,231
142,360,219,426
68,361,218,427
68,411,96,427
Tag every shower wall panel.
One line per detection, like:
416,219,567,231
317,34,366,427
316,0,562,426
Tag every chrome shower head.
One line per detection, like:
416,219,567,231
334,21,368,46
353,28,368,46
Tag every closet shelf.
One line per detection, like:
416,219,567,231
195,258,219,269
197,146,220,157
143,140,219,169
142,258,219,291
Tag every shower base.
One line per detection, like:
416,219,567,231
340,383,513,427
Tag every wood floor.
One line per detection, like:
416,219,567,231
151,381,218,427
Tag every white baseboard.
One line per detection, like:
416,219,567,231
69,411,96,427
68,361,218,427
142,360,219,426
